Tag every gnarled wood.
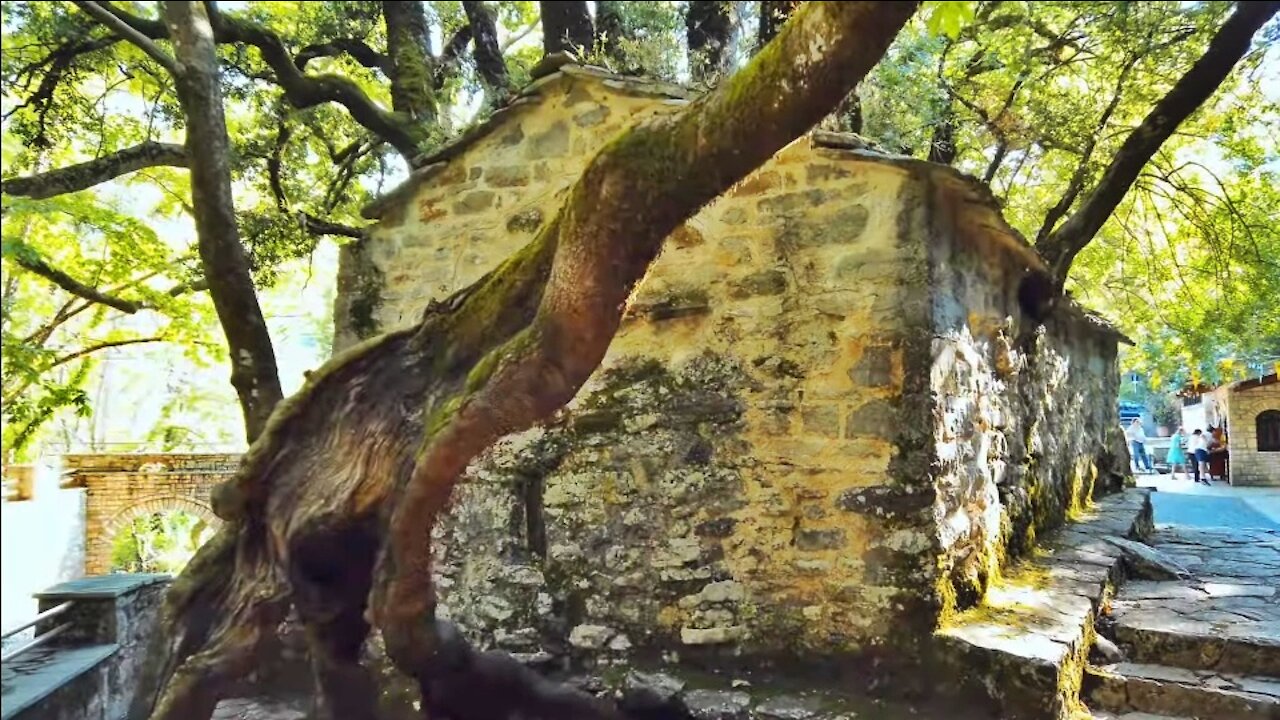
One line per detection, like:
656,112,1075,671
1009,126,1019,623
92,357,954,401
131,4,920,719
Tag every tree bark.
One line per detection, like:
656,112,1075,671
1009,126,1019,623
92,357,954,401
595,0,627,66
462,1,509,97
163,1,283,444
1037,0,1279,286
382,1,438,122
1,141,187,199
539,0,593,56
131,3,919,719
84,1,427,162
757,0,801,51
688,0,733,84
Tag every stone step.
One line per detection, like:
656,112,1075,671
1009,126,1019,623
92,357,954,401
1109,611,1280,678
1084,662,1280,720
932,490,1154,720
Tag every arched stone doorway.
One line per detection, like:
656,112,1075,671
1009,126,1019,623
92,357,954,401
90,496,221,575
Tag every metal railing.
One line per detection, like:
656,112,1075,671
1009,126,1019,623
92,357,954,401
0,601,75,663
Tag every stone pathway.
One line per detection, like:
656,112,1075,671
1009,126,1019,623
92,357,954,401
1088,521,1280,719
211,697,308,720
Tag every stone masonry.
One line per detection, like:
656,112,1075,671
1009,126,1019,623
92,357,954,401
337,66,1130,673
1220,376,1280,486
62,454,235,575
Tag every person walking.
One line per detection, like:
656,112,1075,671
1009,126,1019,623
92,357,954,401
1188,429,1211,485
1125,418,1154,475
1166,426,1189,480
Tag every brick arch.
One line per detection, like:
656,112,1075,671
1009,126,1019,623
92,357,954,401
66,453,242,575
90,496,221,575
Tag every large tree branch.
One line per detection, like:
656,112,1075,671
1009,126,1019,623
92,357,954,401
463,1,508,95
1037,1,1279,286
86,1,425,162
47,335,168,370
8,253,142,313
294,38,392,74
1034,54,1139,245
375,0,921,695
72,0,178,74
2,142,188,199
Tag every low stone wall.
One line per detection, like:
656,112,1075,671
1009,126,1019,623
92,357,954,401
2,574,169,720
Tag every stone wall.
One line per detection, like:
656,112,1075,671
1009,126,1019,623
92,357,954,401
924,177,1128,621
1224,379,1280,486
341,67,1124,671
2,575,169,720
62,454,235,574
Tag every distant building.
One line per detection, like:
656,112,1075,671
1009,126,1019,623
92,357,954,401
1180,373,1280,486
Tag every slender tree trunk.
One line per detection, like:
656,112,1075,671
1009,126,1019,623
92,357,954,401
382,0,438,122
688,0,733,84
133,3,919,719
462,1,508,96
757,0,801,51
539,0,593,56
164,1,283,444
1037,0,1279,286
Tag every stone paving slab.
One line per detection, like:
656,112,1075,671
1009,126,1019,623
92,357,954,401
935,489,1153,720
1085,662,1278,719
1107,526,1280,677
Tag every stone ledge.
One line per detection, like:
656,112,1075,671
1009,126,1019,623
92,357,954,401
1084,661,1279,719
933,488,1153,720
0,644,117,720
34,574,169,600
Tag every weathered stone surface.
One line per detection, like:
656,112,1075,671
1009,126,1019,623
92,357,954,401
1085,663,1279,719
681,625,747,645
731,269,788,298
1109,525,1280,677
452,190,495,214
526,120,570,158
1103,536,1191,580
485,165,531,187
344,69,1130,673
568,624,615,649
753,695,824,719
934,490,1153,719
683,689,752,720
620,670,687,712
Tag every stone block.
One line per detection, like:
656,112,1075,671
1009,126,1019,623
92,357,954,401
680,625,747,645
505,208,544,233
452,190,496,215
849,346,894,387
795,528,846,551
730,269,787,298
485,165,530,187
525,120,569,158
846,399,897,438
800,405,840,439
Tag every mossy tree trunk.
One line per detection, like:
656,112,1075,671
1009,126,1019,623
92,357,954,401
539,0,594,56
129,3,920,719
